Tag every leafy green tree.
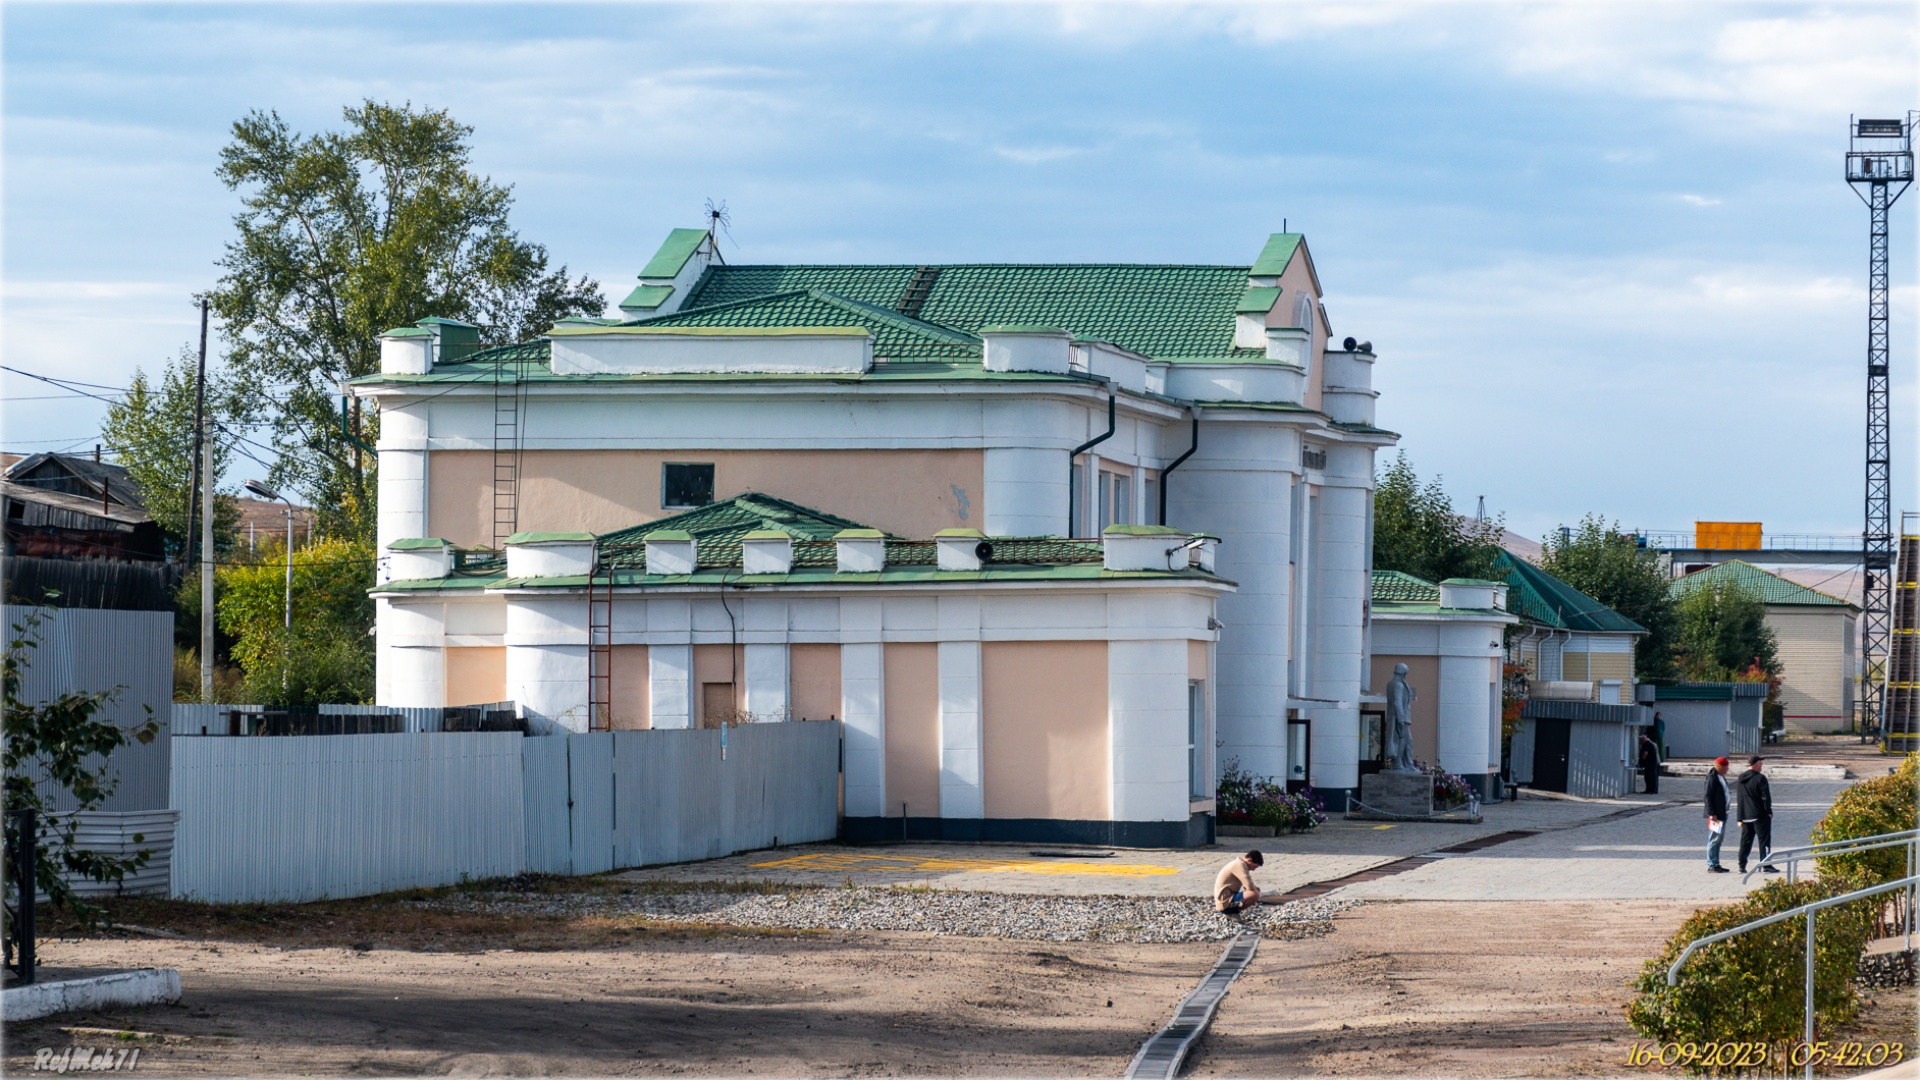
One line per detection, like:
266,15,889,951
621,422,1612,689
3,608,160,924
216,537,376,706
1672,577,1780,682
1539,515,1678,681
99,346,246,555
210,101,605,539
1371,452,1506,583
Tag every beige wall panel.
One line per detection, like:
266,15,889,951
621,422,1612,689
1188,640,1209,681
428,449,985,548
1369,654,1440,766
1587,653,1633,681
445,646,506,707
1562,652,1591,681
693,643,744,727
982,641,1110,820
790,643,843,722
610,644,650,729
884,643,942,818
1275,250,1326,413
1772,610,1851,726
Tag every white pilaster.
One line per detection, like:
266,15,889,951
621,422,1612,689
1109,639,1190,822
983,447,1067,537
376,449,427,583
504,595,590,730
648,644,692,729
841,641,885,817
1309,446,1371,795
1437,654,1493,779
744,642,789,721
1166,421,1295,782
937,640,983,819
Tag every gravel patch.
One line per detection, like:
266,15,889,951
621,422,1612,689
427,885,1359,944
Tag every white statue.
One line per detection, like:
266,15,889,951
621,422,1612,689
1384,663,1419,774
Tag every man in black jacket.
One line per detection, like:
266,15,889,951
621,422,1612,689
1638,730,1661,794
1704,756,1732,873
1736,755,1778,874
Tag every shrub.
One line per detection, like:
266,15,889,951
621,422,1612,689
1418,760,1474,807
1811,753,1917,886
1627,875,1880,1056
1215,758,1325,831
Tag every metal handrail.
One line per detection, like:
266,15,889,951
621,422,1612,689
1744,828,1920,884
1666,874,1919,1080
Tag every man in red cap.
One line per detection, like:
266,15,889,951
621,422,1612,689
1703,756,1732,872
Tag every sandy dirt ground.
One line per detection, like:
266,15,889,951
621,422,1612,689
8,896,1909,1078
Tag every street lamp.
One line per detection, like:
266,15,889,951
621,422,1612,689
243,479,293,689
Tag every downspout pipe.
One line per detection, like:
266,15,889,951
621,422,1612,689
1158,412,1200,527
1065,389,1117,537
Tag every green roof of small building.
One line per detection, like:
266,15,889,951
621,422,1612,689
505,531,595,544
643,529,694,541
1496,552,1647,634
387,537,451,550
934,528,986,538
740,528,795,541
1103,524,1186,536
1440,577,1506,587
1372,570,1440,604
381,326,433,338
834,528,886,539
638,228,709,280
1670,560,1858,609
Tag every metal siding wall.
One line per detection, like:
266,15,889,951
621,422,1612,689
567,732,616,874
1564,719,1631,799
520,736,573,875
169,733,525,903
9,607,171,812
1509,719,1536,784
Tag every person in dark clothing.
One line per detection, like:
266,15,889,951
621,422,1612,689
1637,730,1661,794
1703,756,1732,872
1736,755,1777,873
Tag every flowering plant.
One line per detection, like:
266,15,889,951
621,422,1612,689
1215,758,1325,831
1417,760,1474,808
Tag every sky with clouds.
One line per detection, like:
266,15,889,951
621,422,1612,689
3,1,1916,541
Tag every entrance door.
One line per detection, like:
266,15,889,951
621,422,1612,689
1531,718,1572,793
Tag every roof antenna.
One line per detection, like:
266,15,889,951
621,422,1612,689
1283,218,1287,232
1476,495,1486,523
704,198,733,261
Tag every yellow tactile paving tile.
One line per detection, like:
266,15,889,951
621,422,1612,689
749,851,1181,876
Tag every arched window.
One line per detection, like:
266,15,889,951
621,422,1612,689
1291,290,1315,332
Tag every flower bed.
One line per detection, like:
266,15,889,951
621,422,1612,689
1215,758,1328,833
1418,760,1475,810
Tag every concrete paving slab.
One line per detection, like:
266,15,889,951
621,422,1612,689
1335,780,1850,901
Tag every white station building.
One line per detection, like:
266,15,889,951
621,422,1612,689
354,228,1397,845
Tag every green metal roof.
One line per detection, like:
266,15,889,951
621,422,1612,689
1669,560,1858,609
1235,286,1281,314
619,283,674,310
505,531,594,544
1372,570,1440,604
387,537,450,550
681,263,1261,362
1496,552,1647,634
638,228,709,280
381,561,1229,592
630,289,980,360
597,493,873,570
1249,233,1303,277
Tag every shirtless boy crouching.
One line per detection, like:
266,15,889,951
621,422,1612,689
1214,850,1264,914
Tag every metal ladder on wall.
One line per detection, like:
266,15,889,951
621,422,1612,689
587,549,612,732
896,266,939,318
491,350,521,551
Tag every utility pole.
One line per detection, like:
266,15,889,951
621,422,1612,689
184,302,203,576
197,300,216,703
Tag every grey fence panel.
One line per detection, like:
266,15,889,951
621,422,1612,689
726,722,839,853
7,606,172,813
521,736,573,875
567,732,616,875
1565,718,1632,799
169,733,526,903
1509,718,1536,784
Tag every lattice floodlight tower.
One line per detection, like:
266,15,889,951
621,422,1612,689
1846,114,1914,747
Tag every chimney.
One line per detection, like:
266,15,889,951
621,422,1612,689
834,529,886,573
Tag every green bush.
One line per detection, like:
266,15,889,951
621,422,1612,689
1627,876,1880,1057
1812,753,1917,885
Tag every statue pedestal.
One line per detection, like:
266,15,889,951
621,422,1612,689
1359,772,1433,818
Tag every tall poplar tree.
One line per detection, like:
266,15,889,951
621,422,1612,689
210,101,604,539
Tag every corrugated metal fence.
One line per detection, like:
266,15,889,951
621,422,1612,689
171,722,841,903
170,733,528,903
4,605,171,813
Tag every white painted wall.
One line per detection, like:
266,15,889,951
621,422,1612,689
1309,445,1373,794
841,640,886,817
550,330,872,376
1109,638,1192,822
937,640,984,819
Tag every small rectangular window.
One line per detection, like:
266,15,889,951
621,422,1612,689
1189,680,1208,800
1111,475,1131,526
662,463,715,508
1143,477,1160,526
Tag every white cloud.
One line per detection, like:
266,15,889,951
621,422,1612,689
992,144,1089,164
1678,193,1722,207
